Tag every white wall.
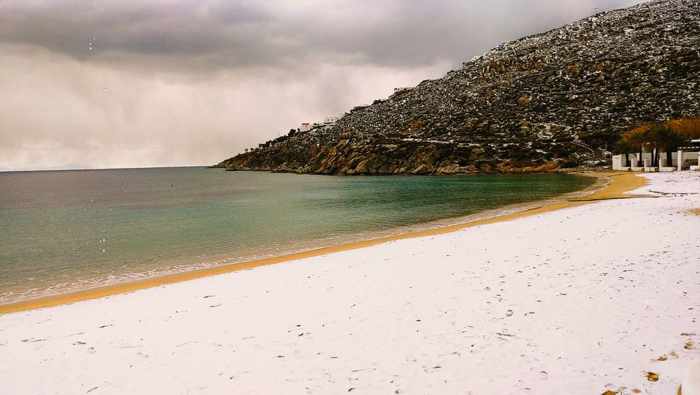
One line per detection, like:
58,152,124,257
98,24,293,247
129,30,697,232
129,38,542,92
612,151,699,170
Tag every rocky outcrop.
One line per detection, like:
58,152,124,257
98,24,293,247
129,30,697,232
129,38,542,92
217,0,700,175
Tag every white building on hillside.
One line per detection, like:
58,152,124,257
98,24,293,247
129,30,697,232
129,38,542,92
322,116,339,125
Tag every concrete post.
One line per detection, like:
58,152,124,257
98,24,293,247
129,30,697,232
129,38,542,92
678,150,684,171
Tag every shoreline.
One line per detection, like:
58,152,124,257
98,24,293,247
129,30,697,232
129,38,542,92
3,171,696,394
0,171,645,315
0,172,593,306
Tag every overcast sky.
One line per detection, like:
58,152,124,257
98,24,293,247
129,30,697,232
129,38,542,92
0,0,642,171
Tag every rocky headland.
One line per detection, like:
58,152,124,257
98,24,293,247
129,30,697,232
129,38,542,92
217,0,700,175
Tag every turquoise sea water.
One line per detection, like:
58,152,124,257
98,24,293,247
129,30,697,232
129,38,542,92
0,168,593,303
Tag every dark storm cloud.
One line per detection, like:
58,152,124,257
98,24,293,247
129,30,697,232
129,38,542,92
0,1,280,68
0,0,640,69
0,0,643,171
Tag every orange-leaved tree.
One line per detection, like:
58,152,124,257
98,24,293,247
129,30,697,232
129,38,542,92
666,118,700,139
619,124,652,167
652,124,689,165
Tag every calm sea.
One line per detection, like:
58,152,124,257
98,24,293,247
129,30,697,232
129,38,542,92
0,168,593,304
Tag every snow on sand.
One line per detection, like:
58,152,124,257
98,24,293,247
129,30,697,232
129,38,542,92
0,172,698,394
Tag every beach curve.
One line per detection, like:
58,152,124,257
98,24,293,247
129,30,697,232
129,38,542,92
0,171,645,315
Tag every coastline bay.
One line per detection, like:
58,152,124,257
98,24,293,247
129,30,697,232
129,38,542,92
0,168,592,306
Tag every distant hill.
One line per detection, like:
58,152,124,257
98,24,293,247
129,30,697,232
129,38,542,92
216,0,700,175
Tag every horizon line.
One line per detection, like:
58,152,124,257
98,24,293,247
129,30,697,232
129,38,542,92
0,164,215,173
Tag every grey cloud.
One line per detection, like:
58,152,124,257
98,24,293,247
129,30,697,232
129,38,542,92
1,0,641,71
0,44,448,170
0,1,277,66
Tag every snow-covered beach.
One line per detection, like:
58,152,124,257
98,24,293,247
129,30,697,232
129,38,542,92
1,172,698,394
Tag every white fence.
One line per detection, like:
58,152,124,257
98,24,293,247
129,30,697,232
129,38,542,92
612,151,699,171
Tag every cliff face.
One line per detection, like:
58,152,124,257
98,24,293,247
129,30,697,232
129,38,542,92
218,0,700,175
